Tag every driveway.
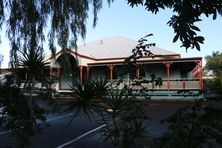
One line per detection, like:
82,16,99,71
0,100,221,148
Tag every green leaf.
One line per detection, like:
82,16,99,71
213,9,217,20
195,36,205,44
173,33,180,43
190,25,200,31
144,34,153,38
194,41,200,51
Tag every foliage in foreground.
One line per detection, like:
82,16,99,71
0,0,221,70
66,79,149,148
100,89,148,148
127,0,222,51
156,92,222,148
0,48,56,147
205,77,222,95
66,79,109,119
0,86,45,147
3,1,222,52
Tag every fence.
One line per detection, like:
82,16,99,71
109,78,201,90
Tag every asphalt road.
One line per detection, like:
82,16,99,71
0,101,221,148
0,110,103,148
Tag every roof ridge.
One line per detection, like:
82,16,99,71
77,36,138,47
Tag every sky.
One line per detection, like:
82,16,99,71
0,1,222,68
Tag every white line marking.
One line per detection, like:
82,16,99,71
57,124,106,148
46,113,75,122
0,130,12,136
0,113,75,136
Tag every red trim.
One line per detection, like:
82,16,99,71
49,50,63,60
136,68,140,78
87,57,202,66
109,65,114,81
192,60,203,90
71,51,97,61
47,49,96,61
200,59,204,90
79,66,83,85
57,68,60,80
86,66,90,80
95,54,181,61
192,64,199,78
182,81,185,89
164,62,172,90
198,61,201,89
46,49,181,62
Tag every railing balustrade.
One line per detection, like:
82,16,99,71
109,78,201,90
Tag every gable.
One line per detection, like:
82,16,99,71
47,36,181,66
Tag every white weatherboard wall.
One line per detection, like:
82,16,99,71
90,66,108,80
143,64,181,80
77,56,95,66
144,64,166,79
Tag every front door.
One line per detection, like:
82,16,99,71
59,68,79,89
60,69,73,90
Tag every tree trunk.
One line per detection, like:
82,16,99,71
29,76,35,116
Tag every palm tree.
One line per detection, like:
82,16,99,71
17,47,49,115
0,48,51,147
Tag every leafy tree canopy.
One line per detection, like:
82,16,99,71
0,0,113,66
205,51,222,94
127,0,222,51
0,0,221,66
205,51,222,76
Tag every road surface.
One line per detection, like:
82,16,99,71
0,101,221,148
